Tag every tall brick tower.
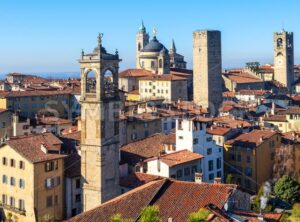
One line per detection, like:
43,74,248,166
274,30,294,90
80,34,121,211
193,30,223,114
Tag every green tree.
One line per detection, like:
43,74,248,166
139,205,162,222
110,214,133,222
187,208,210,222
291,203,300,221
274,176,300,204
225,174,234,184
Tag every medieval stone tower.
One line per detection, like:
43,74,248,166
193,30,223,115
136,21,149,68
274,30,294,90
80,34,121,212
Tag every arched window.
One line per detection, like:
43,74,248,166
86,70,96,93
277,38,283,48
159,59,163,68
103,69,115,97
138,43,141,51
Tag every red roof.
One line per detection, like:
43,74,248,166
5,133,65,163
223,72,262,84
145,149,203,167
66,179,238,222
119,69,152,78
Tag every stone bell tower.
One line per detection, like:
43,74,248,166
136,21,149,68
80,33,121,212
274,30,294,90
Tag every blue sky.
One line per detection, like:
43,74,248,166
0,0,299,73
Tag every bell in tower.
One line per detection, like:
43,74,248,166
79,33,121,212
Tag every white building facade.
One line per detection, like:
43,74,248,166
175,118,224,183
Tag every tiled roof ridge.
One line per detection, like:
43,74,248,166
133,178,169,221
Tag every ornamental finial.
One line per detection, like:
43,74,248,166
98,33,103,46
152,28,157,37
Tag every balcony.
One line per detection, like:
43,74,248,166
0,203,26,216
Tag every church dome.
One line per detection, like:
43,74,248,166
142,36,168,53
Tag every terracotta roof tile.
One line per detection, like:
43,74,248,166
120,172,163,189
225,129,277,147
5,132,65,163
207,126,231,136
120,133,166,165
223,72,262,84
119,69,152,78
66,179,237,222
145,149,203,167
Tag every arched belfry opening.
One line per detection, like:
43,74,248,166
86,70,97,93
79,33,121,101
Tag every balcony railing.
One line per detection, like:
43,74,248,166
0,203,26,216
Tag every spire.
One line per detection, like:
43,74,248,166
170,39,176,53
139,20,146,33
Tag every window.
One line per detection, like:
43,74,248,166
209,173,214,180
131,133,137,140
192,165,198,173
245,167,252,176
246,155,251,163
2,194,7,204
2,175,7,184
217,158,222,169
207,148,212,155
144,122,149,128
193,138,198,144
177,120,183,130
144,131,149,137
45,161,58,172
10,159,15,167
19,161,25,169
19,199,25,211
2,157,7,165
75,194,81,203
54,195,58,205
208,160,214,171
176,169,182,178
151,61,155,68
46,196,53,207
184,167,190,176
10,177,15,186
237,154,241,162
219,148,222,153
178,136,183,140
10,197,15,207
19,179,25,189
76,179,81,189
217,171,222,177
206,137,212,142
163,122,168,131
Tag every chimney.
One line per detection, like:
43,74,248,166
194,172,203,183
214,177,222,184
168,218,173,222
271,102,275,115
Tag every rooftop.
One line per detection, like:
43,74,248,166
225,129,277,147
145,149,203,167
4,132,65,163
66,179,237,222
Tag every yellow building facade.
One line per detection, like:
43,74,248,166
0,134,65,222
